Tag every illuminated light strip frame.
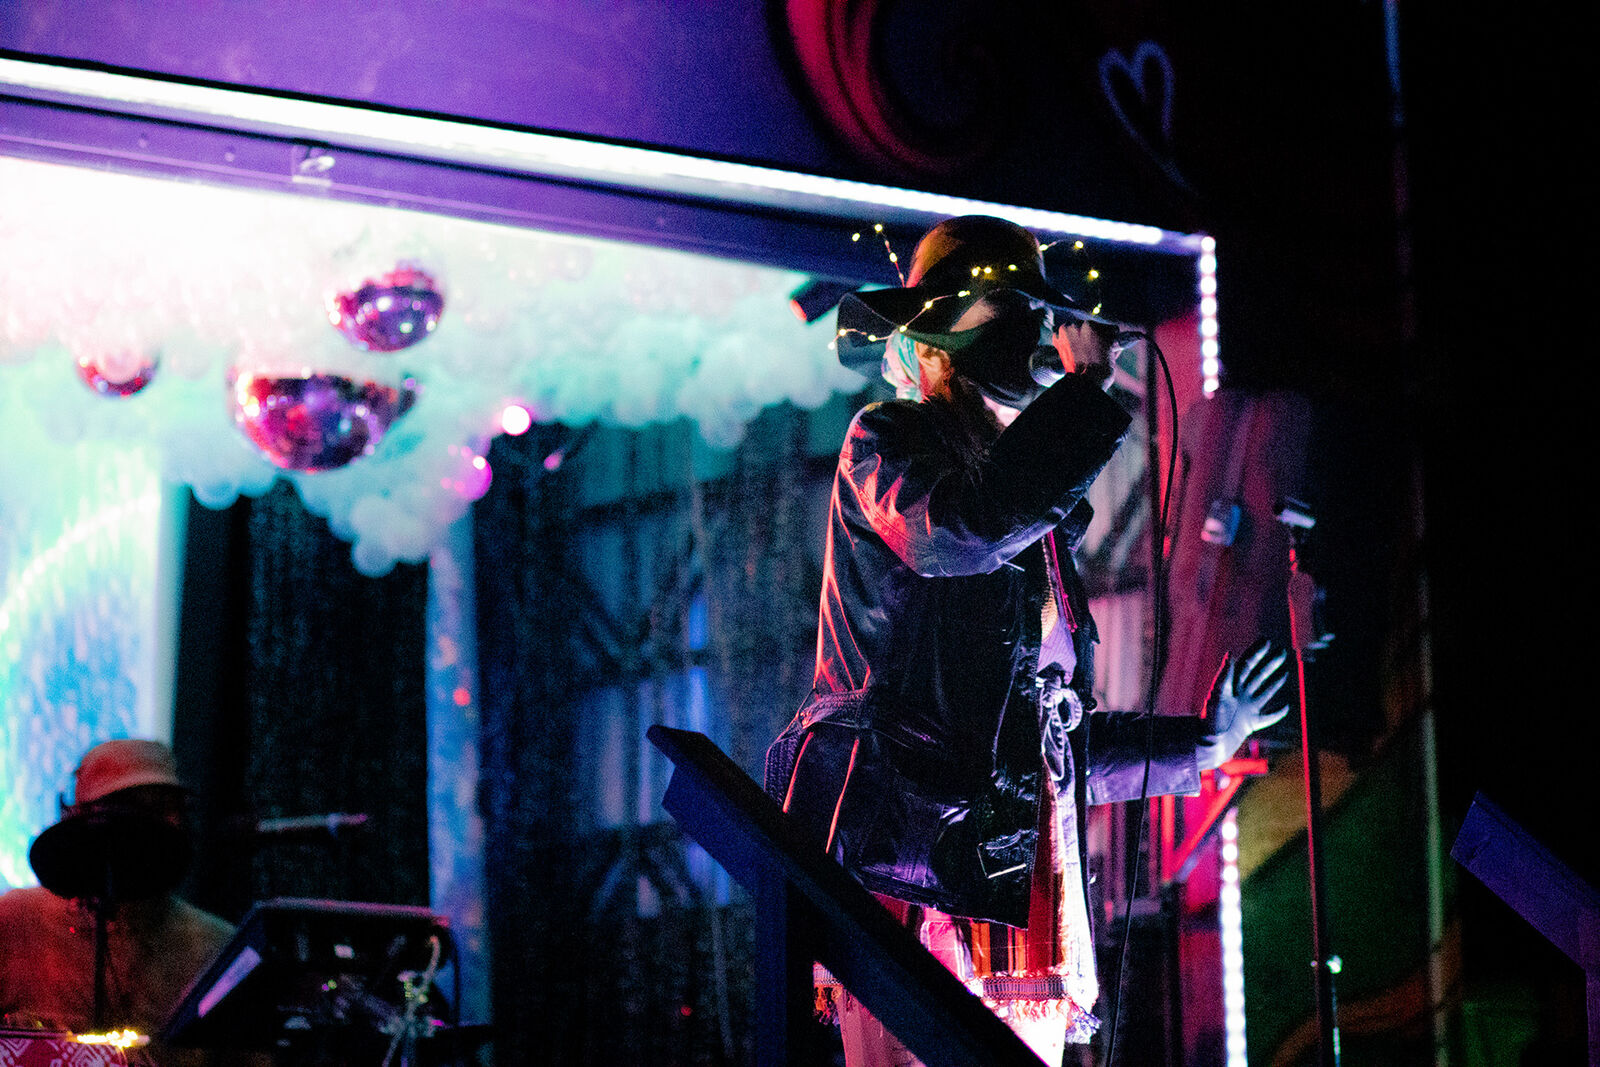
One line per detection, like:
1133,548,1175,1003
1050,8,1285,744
1219,808,1248,1067
1198,235,1222,395
0,55,1201,255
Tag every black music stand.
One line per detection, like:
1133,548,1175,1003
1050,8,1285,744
647,725,1046,1067
160,898,452,1061
1451,793,1600,1064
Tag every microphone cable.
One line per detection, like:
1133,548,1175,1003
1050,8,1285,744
1103,328,1181,1067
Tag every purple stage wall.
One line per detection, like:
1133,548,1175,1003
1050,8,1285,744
0,1,836,171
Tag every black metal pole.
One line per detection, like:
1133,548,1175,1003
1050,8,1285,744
92,870,112,1033
93,905,108,1032
1287,538,1341,1067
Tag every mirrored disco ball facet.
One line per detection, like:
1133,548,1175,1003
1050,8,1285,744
231,371,420,472
330,266,444,352
76,350,159,397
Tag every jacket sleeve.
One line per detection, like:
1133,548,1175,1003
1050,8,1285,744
840,375,1132,577
1083,711,1204,804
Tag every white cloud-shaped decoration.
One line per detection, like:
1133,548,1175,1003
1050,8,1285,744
0,156,863,575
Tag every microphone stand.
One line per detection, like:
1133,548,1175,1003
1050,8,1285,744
91,863,116,1032
1279,501,1341,1067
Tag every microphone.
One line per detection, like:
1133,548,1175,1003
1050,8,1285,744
251,812,369,837
1032,329,1149,389
1030,345,1067,387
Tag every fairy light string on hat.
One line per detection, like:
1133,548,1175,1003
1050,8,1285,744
834,226,1111,358
1040,239,1107,319
834,223,901,355
837,224,1010,345
852,223,907,286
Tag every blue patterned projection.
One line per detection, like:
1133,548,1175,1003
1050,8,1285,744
0,410,172,889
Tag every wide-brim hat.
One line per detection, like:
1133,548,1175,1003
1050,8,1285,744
835,215,1117,373
27,739,192,900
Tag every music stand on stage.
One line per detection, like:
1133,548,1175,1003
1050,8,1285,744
160,898,452,1064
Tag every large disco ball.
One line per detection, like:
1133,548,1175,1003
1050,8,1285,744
329,266,444,352
76,349,159,397
231,370,420,473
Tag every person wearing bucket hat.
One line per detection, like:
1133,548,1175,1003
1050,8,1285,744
766,216,1288,1064
0,739,255,1066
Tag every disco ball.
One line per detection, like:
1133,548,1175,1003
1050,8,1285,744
231,371,420,473
76,350,159,397
329,266,444,352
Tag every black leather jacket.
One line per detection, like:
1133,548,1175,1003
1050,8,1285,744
765,375,1201,927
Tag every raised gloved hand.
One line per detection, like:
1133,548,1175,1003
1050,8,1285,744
1198,639,1291,771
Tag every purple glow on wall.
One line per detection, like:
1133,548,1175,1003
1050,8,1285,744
0,2,835,171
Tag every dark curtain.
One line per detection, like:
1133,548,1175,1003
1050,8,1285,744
174,481,431,922
474,400,844,1067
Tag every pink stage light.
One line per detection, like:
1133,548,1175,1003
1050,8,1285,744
440,445,492,501
500,403,533,436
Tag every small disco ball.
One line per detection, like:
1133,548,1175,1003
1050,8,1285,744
329,266,444,352
230,370,420,472
76,350,159,397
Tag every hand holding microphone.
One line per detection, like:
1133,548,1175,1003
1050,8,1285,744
1052,319,1120,389
1027,314,1123,393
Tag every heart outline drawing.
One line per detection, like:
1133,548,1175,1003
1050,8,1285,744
1099,40,1193,193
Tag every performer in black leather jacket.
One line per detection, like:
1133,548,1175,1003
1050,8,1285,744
765,216,1286,1062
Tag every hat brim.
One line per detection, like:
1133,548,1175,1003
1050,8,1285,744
30,809,190,901
835,285,1119,373
849,271,1074,325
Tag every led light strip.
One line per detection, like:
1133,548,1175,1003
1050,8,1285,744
1198,235,1222,394
0,56,1200,253
1219,808,1248,1067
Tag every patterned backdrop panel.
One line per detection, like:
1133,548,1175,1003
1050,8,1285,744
0,1033,127,1067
